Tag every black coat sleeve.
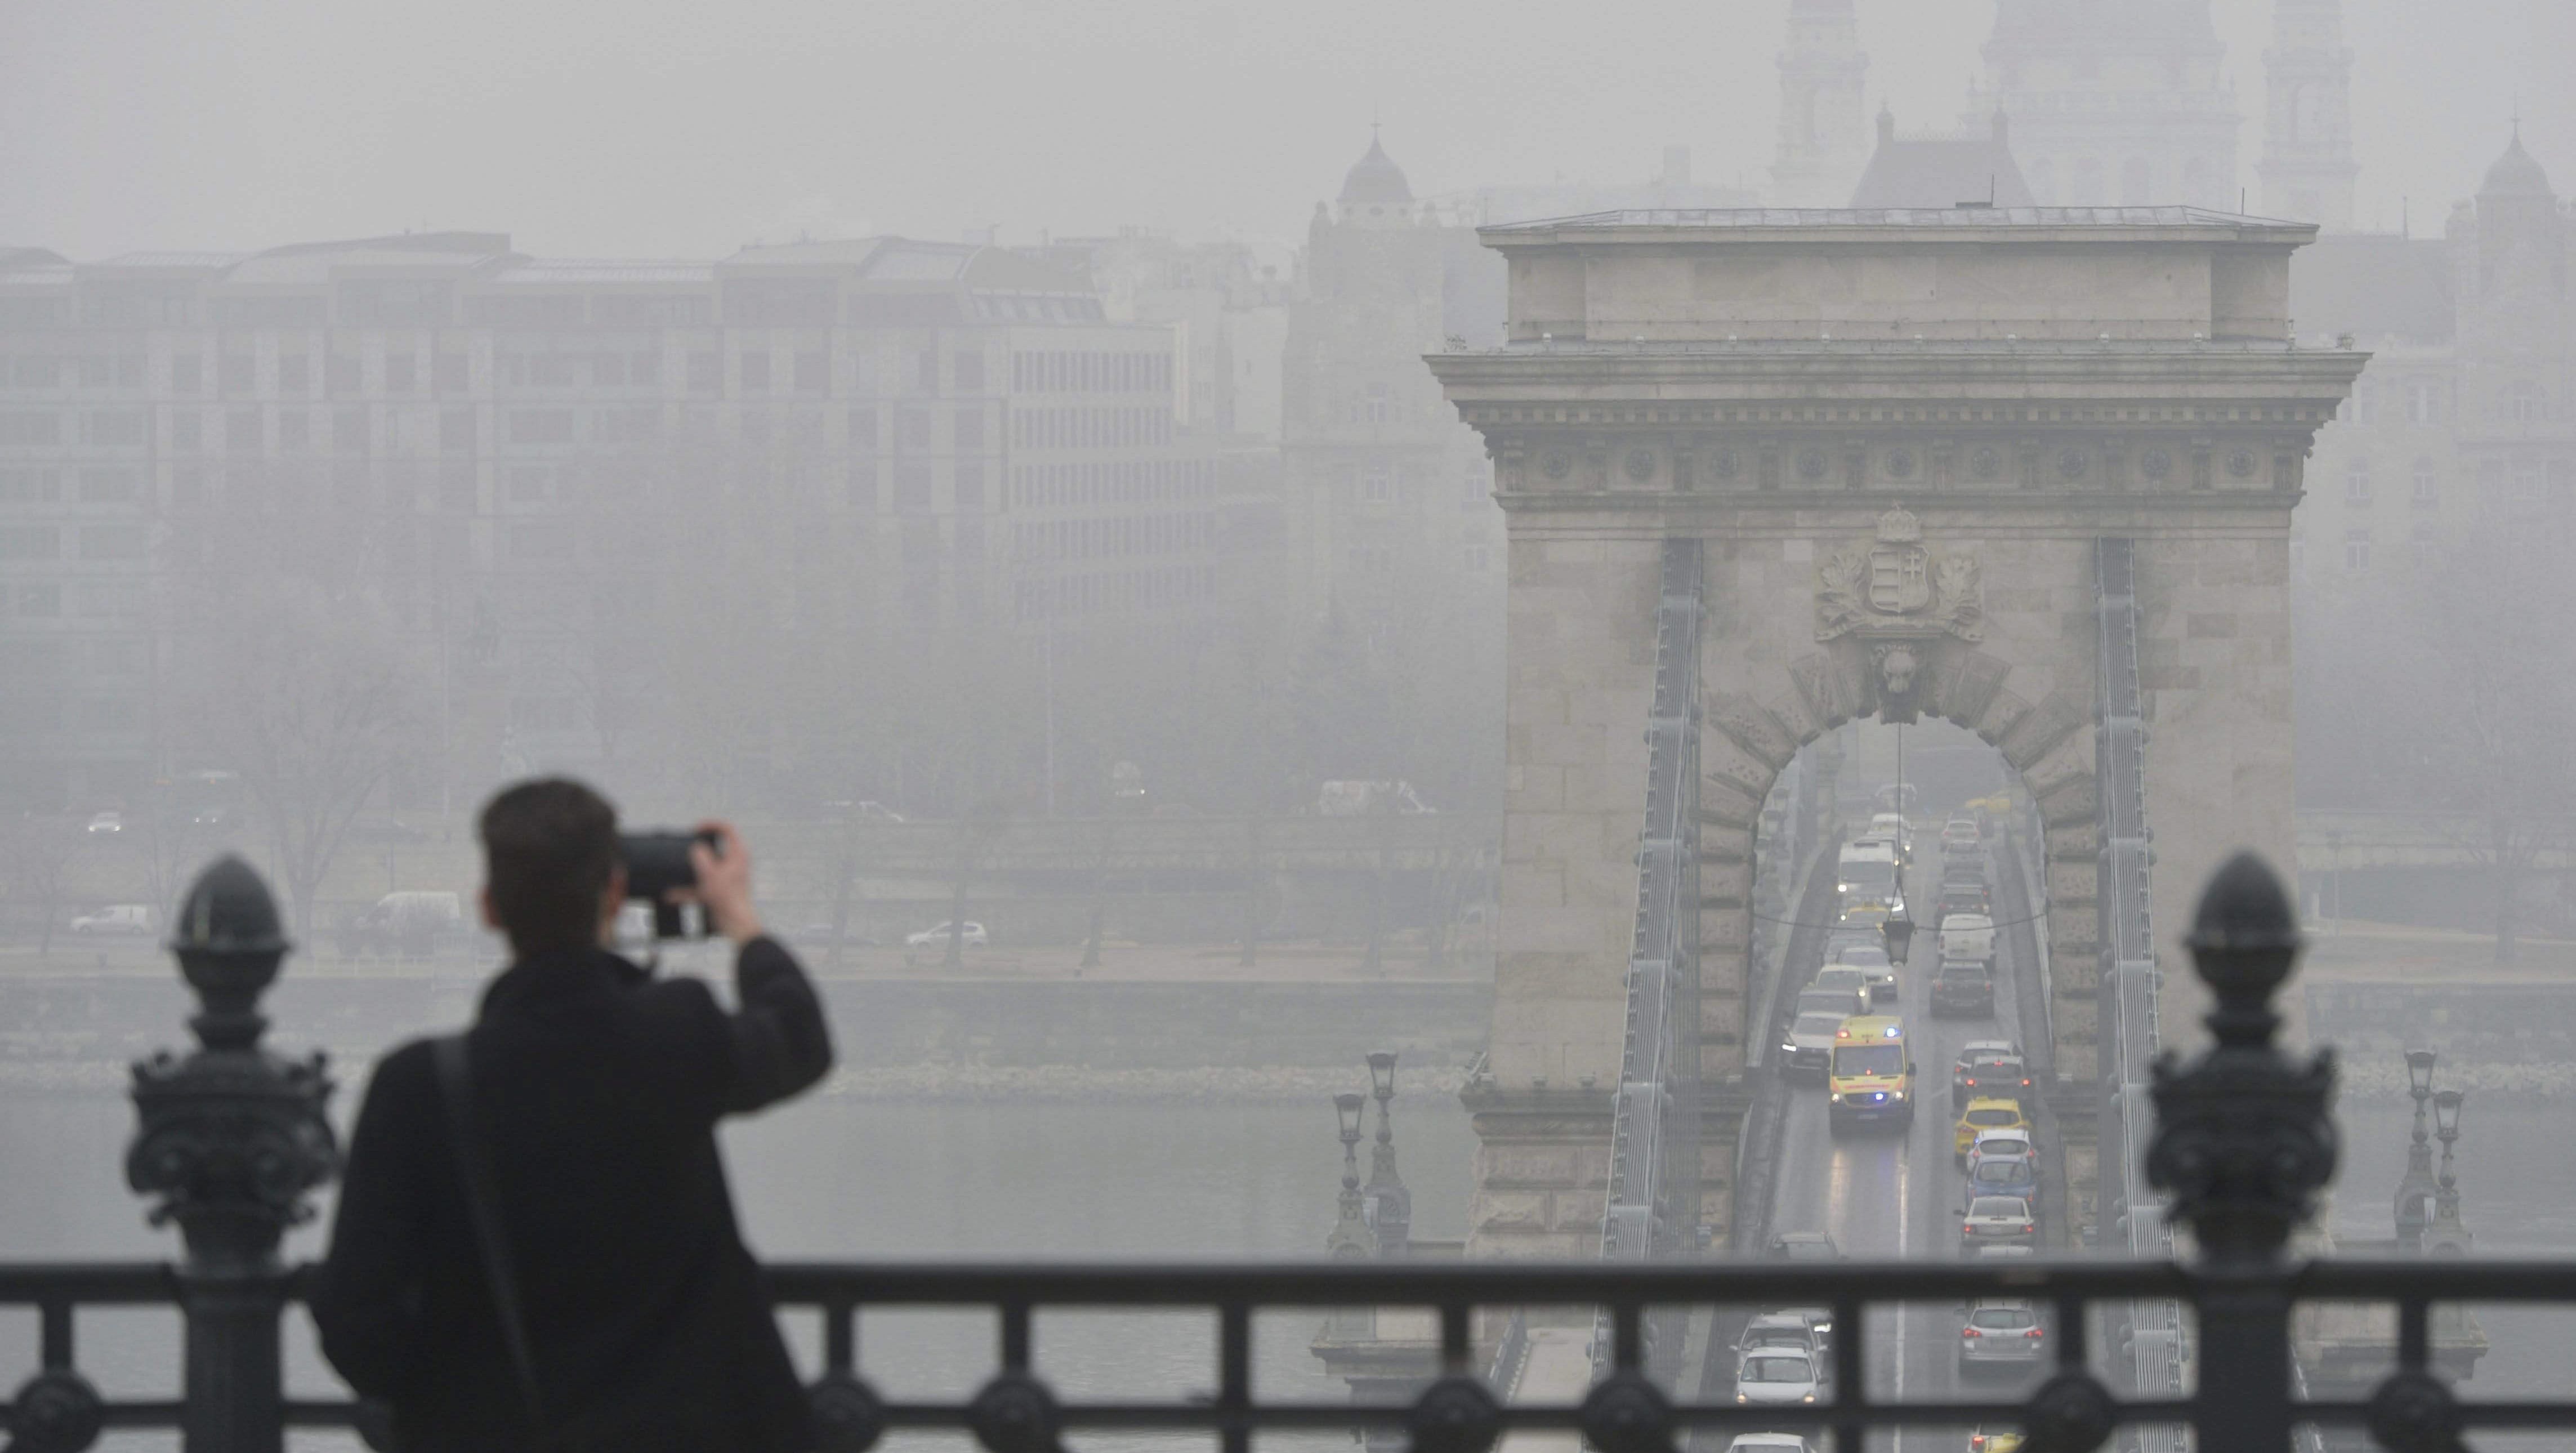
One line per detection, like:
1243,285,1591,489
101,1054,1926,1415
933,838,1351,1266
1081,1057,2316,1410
704,934,834,1116
309,1042,437,1404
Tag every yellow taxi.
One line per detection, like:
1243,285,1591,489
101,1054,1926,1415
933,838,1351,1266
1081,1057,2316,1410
1968,1431,2023,1453
1953,1097,2030,1166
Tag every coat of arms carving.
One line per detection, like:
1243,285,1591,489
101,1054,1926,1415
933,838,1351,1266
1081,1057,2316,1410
1815,505,1985,643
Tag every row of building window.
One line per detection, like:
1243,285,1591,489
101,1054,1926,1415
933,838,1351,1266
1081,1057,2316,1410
1011,460,1217,511
0,288,1113,333
0,344,1167,402
1011,406,1173,450
1010,565,1216,623
1008,512,1219,564
1010,350,1171,395
0,578,147,622
0,523,149,560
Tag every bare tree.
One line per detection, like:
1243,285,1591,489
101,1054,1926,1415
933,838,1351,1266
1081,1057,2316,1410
0,813,80,953
187,582,422,937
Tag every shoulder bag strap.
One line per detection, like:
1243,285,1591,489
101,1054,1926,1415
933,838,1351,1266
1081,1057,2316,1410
432,1033,551,1435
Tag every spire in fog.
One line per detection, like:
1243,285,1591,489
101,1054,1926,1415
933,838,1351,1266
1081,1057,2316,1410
1771,0,1870,208
2260,0,2358,229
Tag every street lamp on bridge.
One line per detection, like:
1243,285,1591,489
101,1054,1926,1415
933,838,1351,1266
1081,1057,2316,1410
2427,1087,2472,1256
1364,1052,1411,1256
2395,1048,2439,1251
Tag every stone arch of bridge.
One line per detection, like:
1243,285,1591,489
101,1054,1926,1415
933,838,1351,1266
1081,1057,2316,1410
1683,525,2106,1100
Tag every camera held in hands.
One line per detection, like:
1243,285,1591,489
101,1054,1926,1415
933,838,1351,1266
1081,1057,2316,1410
620,829,721,939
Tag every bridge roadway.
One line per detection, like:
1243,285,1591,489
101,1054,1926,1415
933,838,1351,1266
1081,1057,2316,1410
1761,838,2052,1447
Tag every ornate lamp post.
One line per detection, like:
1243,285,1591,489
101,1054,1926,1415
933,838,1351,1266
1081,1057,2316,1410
1325,1093,1374,1258
2394,1048,2439,1251
2426,1089,2472,1255
2146,852,2337,1453
128,856,339,1453
1364,1052,1412,1256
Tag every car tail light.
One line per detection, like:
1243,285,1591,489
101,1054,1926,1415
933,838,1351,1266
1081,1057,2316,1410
1971,1438,1988,1451
2025,1328,2044,1339
1961,1326,1980,1338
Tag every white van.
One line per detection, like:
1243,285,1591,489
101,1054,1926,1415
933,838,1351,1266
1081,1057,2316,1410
1940,912,1996,968
1868,812,1911,863
1836,841,1902,916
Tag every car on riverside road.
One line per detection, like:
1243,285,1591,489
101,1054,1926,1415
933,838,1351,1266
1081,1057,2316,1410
1764,1231,1843,1262
905,921,989,950
1950,1041,2021,1097
1930,958,1996,1017
1781,1011,1848,1082
1957,1048,2032,1104
1965,1153,2039,1206
1828,941,1899,1002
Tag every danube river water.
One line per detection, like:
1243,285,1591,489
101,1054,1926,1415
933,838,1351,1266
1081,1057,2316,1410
2,1081,2570,1451
0,1087,1479,1452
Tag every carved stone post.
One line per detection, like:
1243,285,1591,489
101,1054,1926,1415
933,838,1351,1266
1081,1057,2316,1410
128,857,339,1453
2146,853,2336,1453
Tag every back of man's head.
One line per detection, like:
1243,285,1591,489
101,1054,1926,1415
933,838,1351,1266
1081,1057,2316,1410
479,777,619,959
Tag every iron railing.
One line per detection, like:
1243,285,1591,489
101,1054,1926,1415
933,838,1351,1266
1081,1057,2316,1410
1,848,2568,1453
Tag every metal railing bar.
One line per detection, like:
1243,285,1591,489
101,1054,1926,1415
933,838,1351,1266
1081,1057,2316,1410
1217,1302,1251,1453
2294,1262,2576,1298
2054,1291,2086,1370
761,1258,2196,1304
824,1296,856,1373
38,1299,70,1369
1439,1302,1471,1371
0,1264,178,1300
1613,1302,1643,1370
1000,1300,1032,1371
280,1401,365,1427
2298,1401,2576,1428
95,1401,186,1427
2397,1295,2428,1370
854,1399,2203,1429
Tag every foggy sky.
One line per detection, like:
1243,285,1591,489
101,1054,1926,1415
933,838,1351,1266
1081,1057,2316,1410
2,0,2569,261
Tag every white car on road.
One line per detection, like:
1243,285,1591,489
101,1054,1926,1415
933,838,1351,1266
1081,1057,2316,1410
72,904,154,935
1733,1347,1822,1407
905,921,988,949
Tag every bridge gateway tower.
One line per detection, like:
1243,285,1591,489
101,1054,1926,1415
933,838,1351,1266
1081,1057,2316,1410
1427,207,2363,1256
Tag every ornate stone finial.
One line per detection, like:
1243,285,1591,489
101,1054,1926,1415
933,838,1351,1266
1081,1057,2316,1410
2145,853,2337,1267
1875,502,1922,543
128,855,338,1275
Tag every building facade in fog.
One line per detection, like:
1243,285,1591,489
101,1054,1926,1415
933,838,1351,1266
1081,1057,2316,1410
2292,131,2576,595
0,233,1260,809
1281,138,1502,654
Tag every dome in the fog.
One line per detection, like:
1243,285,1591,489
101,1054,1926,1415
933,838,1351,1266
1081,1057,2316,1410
2481,128,2553,199
1338,133,1414,210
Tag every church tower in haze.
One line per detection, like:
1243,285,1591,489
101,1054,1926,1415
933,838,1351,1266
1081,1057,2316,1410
1771,0,1870,207
1965,0,2239,210
2258,0,2358,229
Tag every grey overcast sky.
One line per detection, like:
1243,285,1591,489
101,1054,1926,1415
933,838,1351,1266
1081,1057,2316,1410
1,0,2566,260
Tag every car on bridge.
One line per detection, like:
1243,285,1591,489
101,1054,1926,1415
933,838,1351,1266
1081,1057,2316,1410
1966,1127,2037,1175
1937,913,1995,968
1954,1098,2032,1165
1732,1346,1822,1407
1724,1436,1815,1453
1826,1015,1914,1134
1762,1231,1841,1262
1949,1041,2019,1095
1825,939,1898,1002
1796,984,1868,1020
1929,958,1995,1017
1735,1312,1823,1361
1809,965,1873,1006
1958,1195,2037,1251
1868,812,1912,864
1780,1010,1847,1082
1968,1431,2025,1453
1956,1298,2047,1376
1965,1153,2039,1206
1939,883,1992,921
1940,817,1983,853
1953,1046,2031,1103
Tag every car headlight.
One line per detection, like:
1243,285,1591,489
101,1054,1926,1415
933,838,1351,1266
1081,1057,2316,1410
1782,1040,1798,1054
1890,1091,1907,1102
1802,1394,1816,1403
1736,1393,1748,1404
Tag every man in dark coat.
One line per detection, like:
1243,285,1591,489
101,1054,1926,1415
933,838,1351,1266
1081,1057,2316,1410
312,778,833,1452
